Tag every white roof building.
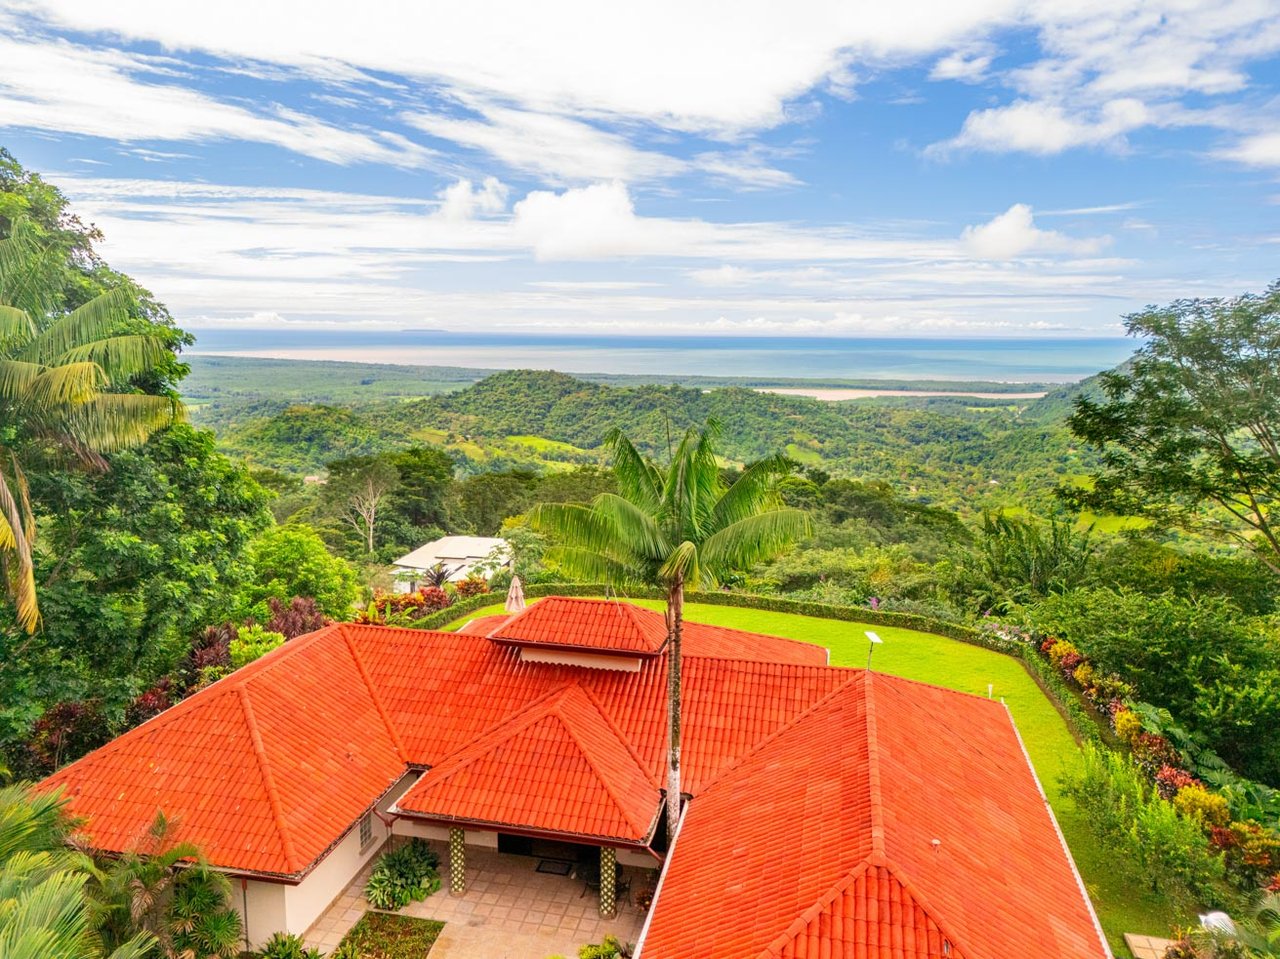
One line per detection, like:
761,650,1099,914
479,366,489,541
392,535,511,591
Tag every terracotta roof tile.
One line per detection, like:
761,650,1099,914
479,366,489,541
394,685,661,842
638,673,1109,959
487,597,669,654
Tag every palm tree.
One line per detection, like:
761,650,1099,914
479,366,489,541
0,782,154,959
530,421,811,837
0,219,181,631
93,812,241,959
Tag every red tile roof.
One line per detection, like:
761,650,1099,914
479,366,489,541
487,597,670,655
463,602,827,667
44,607,846,876
42,625,404,876
394,685,661,842
637,672,1110,959
42,598,1108,959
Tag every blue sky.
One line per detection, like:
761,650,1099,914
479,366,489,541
1,1,1277,338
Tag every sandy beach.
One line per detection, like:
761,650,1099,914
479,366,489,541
757,387,1048,401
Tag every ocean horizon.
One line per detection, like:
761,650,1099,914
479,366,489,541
188,328,1137,384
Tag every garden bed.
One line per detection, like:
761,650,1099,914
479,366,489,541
335,913,445,958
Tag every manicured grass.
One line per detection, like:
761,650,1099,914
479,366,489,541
445,598,1184,953
336,912,445,957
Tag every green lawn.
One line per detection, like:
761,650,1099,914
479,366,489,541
446,599,1183,954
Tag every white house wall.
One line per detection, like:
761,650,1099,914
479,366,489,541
237,773,418,948
232,878,286,951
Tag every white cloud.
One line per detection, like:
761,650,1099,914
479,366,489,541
435,177,509,221
931,99,1148,156
930,45,995,83
961,203,1109,259
0,23,435,167
1218,132,1280,167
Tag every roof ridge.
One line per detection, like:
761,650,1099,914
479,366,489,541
339,625,408,763
576,683,660,788
553,689,661,835
236,686,301,873
864,672,886,856
692,670,862,795
418,683,575,779
755,858,874,959
871,857,975,959
623,600,668,650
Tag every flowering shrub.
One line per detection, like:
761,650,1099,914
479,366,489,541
1173,785,1232,827
1155,765,1200,800
356,587,454,626
1219,821,1280,886
1114,708,1144,744
1072,661,1096,691
1047,640,1080,670
1132,731,1180,774
455,576,490,598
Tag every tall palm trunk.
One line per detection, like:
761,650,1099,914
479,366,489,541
664,577,684,840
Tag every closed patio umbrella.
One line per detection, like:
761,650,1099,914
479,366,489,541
505,575,526,613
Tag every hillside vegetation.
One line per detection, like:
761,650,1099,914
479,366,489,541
206,368,1090,509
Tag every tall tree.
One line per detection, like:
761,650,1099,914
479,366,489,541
325,455,399,555
530,421,810,837
1065,281,1280,576
0,221,182,630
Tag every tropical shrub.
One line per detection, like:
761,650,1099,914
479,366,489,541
23,699,112,774
363,839,441,910
230,625,287,668
579,936,629,959
355,587,453,626
266,595,327,639
1066,744,1227,904
1114,708,1144,744
1174,785,1232,827
456,576,490,598
256,932,323,959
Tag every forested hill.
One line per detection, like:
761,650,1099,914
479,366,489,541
209,368,1097,507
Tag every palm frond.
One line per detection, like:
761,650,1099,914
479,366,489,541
657,540,702,586
710,453,791,529
699,508,812,578
59,393,182,454
19,286,133,364
528,502,622,555
0,305,35,348
603,429,661,512
663,424,723,540
0,466,38,632
542,546,640,584
23,362,107,408
0,359,46,401
56,335,170,385
590,493,669,561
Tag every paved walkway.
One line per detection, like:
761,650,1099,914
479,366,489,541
304,840,652,958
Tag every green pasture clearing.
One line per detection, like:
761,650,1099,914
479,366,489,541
445,598,1183,953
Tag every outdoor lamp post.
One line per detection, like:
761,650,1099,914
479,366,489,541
866,630,883,670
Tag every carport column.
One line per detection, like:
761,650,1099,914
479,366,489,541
449,828,466,896
599,846,617,919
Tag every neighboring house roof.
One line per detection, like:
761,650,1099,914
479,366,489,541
392,535,509,572
42,598,1108,958
639,672,1109,959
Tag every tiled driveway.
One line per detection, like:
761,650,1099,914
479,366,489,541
305,841,652,958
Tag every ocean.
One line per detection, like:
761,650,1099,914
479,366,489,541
188,329,1136,384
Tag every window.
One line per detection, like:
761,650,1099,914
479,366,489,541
359,812,373,849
